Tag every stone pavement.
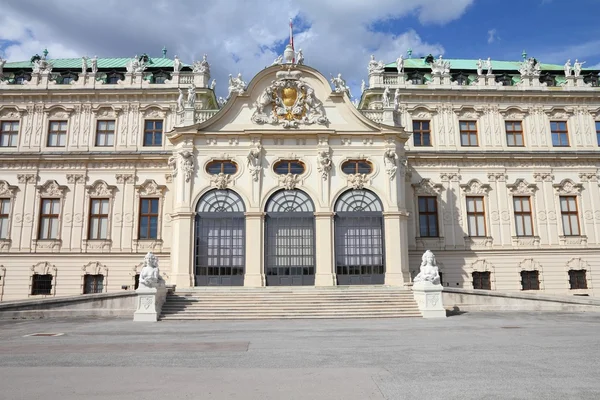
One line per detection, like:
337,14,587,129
0,312,599,399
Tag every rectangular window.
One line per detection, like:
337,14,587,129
83,274,104,294
31,274,53,295
138,198,159,239
513,196,534,237
596,121,600,146
418,196,439,237
143,120,163,147
466,197,486,237
560,196,580,236
551,121,569,147
0,198,10,239
0,121,19,147
521,270,540,290
95,120,115,147
88,199,109,240
39,198,61,240
47,121,67,147
472,271,491,290
460,121,478,147
505,121,524,147
413,120,431,147
568,270,587,290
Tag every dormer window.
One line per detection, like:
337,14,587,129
452,73,469,86
56,71,78,85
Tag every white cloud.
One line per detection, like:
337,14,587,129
487,29,497,44
0,0,475,96
533,40,600,64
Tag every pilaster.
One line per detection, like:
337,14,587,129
383,211,410,286
314,212,335,286
244,212,265,287
169,211,195,288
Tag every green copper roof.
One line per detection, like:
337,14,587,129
385,58,596,72
4,57,186,70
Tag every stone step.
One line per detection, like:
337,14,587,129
161,312,422,320
168,294,414,299
162,306,419,312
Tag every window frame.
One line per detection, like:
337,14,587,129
0,198,11,240
38,198,61,240
88,198,110,240
412,120,432,147
466,196,486,237
472,271,491,290
559,196,580,236
417,196,439,237
273,160,306,175
595,121,600,147
83,274,105,294
95,120,116,147
550,121,569,147
206,160,238,175
505,121,525,147
47,120,68,147
520,270,540,291
513,196,534,237
0,121,19,147
340,159,373,175
138,197,160,240
568,269,587,290
143,119,163,147
459,120,478,147
31,274,54,296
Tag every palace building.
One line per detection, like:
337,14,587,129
0,47,599,302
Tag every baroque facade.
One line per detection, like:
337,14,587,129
0,49,599,301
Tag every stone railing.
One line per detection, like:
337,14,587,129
195,110,219,123
382,75,398,85
361,110,384,123
179,73,195,85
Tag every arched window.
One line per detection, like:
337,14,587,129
194,189,245,286
206,160,238,175
334,190,385,285
341,160,373,175
265,190,315,286
273,160,305,175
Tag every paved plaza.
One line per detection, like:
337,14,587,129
0,312,599,399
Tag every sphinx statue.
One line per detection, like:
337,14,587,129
413,249,441,285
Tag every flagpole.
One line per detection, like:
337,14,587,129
289,18,295,63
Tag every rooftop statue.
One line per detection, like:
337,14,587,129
138,252,164,289
574,59,585,77
413,250,441,285
382,85,390,107
0,57,6,77
430,55,450,75
519,57,540,77
296,49,304,65
31,53,53,74
564,59,572,77
272,54,283,66
476,59,483,76
173,55,182,72
361,79,366,93
177,88,185,111
186,84,196,107
210,79,216,90
393,88,400,110
90,56,98,74
81,56,88,74
368,55,385,74
227,73,247,99
193,54,210,76
331,73,351,97
396,55,404,73
486,57,493,75
125,54,147,74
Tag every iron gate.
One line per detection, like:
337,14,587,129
194,190,245,286
264,190,316,286
334,190,385,285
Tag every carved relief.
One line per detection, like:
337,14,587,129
553,179,583,195
86,180,117,197
487,173,507,183
578,173,598,182
210,173,232,189
136,180,166,196
566,258,590,272
0,181,18,197
533,172,554,183
36,180,68,197
278,173,300,190
507,179,538,195
412,179,444,196
470,259,494,273
519,258,542,271
17,174,37,184
316,148,332,180
247,142,263,182
66,174,86,184
440,173,461,183
460,179,491,195
115,174,135,184
82,261,108,276
347,174,369,190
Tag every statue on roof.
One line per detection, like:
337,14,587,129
396,55,404,73
210,79,216,90
81,56,88,74
519,57,540,77
368,55,385,74
485,57,493,75
431,55,450,75
177,88,185,111
574,59,585,77
394,88,400,111
476,59,483,76
173,55,182,72
564,59,572,77
0,57,6,77
186,84,196,108
227,73,247,99
192,54,210,76
382,85,390,107
31,53,53,74
272,54,283,66
361,79,366,93
90,56,98,74
331,73,351,97
296,49,304,65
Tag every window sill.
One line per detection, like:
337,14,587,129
559,235,587,247
511,236,540,248
463,236,493,249
415,236,444,250
83,239,112,252
133,239,163,252
33,239,62,252
0,239,11,252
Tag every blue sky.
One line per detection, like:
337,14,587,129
1,0,599,97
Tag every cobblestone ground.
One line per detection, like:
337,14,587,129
0,312,599,399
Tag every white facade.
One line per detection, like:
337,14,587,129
0,53,599,301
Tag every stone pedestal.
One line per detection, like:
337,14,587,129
412,281,446,318
194,72,209,88
485,74,496,86
183,105,195,125
133,282,167,322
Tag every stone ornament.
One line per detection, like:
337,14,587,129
564,59,572,77
296,49,304,65
192,54,210,76
186,85,196,108
173,55,182,72
316,149,332,180
519,57,541,77
396,55,404,73
476,59,483,76
125,54,148,74
414,250,441,285
368,55,385,74
382,86,390,107
348,173,369,189
383,149,398,179
485,57,493,75
90,56,98,74
210,173,231,189
81,56,88,74
246,143,263,182
227,73,246,99
31,53,53,74
278,173,300,190
430,55,451,75
251,70,329,128
330,73,351,97
177,88,185,111
573,59,585,77
138,252,164,289
168,150,195,182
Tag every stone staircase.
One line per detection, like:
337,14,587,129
160,286,422,320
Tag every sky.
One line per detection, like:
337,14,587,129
1,0,600,97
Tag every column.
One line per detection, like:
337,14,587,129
383,211,409,287
244,212,265,287
314,212,335,286
169,211,195,288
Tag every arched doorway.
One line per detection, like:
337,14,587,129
194,189,245,286
334,190,385,285
265,190,315,286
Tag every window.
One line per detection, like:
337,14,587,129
418,196,439,237
31,274,53,295
413,120,431,147
0,121,19,147
88,199,109,240
47,121,67,147
106,72,123,84
568,270,587,290
38,198,61,239
273,160,305,175
596,121,600,146
513,196,534,237
472,271,491,290
206,160,238,175
95,120,115,147
560,196,580,236
0,198,10,239
551,121,569,147
134,274,140,290
340,160,373,175
521,270,540,290
460,121,478,147
139,198,159,239
466,197,486,237
505,121,524,147
143,120,163,147
83,274,104,294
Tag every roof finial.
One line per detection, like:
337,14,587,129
162,46,167,58
407,48,413,59
522,50,527,60
43,48,48,59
